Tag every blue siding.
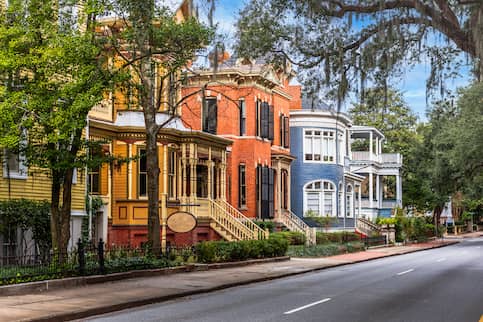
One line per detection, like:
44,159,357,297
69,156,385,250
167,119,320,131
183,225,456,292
290,127,344,219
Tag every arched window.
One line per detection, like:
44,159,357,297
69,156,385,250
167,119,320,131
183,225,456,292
346,184,354,218
304,180,336,217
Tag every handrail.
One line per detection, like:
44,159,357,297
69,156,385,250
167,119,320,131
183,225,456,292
210,199,268,240
280,210,317,245
356,217,381,236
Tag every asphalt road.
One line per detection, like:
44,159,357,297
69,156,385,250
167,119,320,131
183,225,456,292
85,238,483,322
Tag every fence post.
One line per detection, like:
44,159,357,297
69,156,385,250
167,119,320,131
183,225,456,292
98,238,105,274
77,238,85,276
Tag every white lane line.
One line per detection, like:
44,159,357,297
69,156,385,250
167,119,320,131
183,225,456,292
397,269,414,276
284,298,331,315
436,258,446,262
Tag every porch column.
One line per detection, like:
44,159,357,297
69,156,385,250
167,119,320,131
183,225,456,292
375,136,379,156
189,143,197,202
396,174,402,207
220,150,227,200
369,132,373,161
181,143,187,208
127,143,133,199
207,147,213,199
369,172,374,209
376,174,380,208
358,184,362,217
287,165,291,210
161,145,168,253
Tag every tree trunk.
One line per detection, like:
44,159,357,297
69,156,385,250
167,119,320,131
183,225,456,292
50,170,61,253
145,125,161,254
59,168,74,259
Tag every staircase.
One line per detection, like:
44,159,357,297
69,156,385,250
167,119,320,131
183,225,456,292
356,217,381,237
205,198,269,241
278,210,317,245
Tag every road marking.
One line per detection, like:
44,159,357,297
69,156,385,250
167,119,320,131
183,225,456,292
284,298,331,314
397,269,414,276
436,258,446,262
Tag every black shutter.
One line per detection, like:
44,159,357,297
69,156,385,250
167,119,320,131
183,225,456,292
261,166,268,218
283,116,290,148
268,168,274,218
256,100,260,137
261,102,268,138
256,165,261,218
268,105,274,141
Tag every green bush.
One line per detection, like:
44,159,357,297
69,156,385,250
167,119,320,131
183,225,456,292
270,231,306,245
253,220,275,232
316,232,360,244
287,242,365,257
195,238,288,264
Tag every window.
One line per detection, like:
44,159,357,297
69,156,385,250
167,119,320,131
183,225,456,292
256,100,274,140
338,133,344,164
168,149,176,199
239,100,246,136
202,98,217,134
346,185,353,217
138,149,147,197
256,165,274,219
280,114,290,148
88,165,100,194
238,164,246,208
281,169,288,209
3,149,27,179
304,130,335,162
304,180,336,217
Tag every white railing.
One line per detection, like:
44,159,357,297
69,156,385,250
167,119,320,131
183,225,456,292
351,151,380,162
211,199,269,240
356,217,381,236
381,153,402,164
279,210,317,245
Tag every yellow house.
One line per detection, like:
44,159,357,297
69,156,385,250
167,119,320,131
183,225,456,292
88,0,268,248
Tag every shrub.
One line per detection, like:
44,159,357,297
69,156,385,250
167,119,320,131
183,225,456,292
270,231,306,245
287,242,365,257
253,220,275,232
316,232,360,244
195,238,288,264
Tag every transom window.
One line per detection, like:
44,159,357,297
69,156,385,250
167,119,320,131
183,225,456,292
304,180,336,217
304,130,335,162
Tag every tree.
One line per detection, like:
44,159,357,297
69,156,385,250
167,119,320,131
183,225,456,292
348,87,418,156
102,1,212,254
235,0,483,102
0,0,109,257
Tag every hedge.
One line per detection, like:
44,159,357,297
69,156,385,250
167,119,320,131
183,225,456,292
287,242,365,257
195,237,289,263
270,231,306,245
316,232,361,244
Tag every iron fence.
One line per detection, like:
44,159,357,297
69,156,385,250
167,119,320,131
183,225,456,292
0,239,196,286
362,235,387,247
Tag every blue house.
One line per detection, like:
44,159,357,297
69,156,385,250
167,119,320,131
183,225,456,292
289,105,402,231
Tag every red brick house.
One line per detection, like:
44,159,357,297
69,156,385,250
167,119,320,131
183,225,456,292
182,57,298,221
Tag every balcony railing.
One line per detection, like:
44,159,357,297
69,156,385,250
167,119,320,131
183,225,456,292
351,152,402,165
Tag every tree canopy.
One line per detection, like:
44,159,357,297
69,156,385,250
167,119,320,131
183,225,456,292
236,0,482,102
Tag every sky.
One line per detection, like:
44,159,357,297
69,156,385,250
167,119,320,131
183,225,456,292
197,0,473,122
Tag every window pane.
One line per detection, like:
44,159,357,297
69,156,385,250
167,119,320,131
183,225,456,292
139,174,147,196
307,193,320,213
323,192,333,215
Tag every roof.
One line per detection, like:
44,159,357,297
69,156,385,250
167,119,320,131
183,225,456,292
350,126,385,139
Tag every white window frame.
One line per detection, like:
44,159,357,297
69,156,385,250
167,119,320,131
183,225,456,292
303,180,336,217
338,182,344,218
3,149,27,180
303,129,336,164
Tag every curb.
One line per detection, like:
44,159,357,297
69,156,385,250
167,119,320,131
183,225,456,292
23,241,459,322
0,256,290,297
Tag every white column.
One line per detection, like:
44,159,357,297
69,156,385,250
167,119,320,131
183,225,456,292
369,172,374,209
376,174,380,209
369,132,373,161
396,175,402,207
358,184,362,217
375,136,379,156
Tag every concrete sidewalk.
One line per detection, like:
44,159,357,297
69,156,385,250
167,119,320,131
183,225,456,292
0,239,459,322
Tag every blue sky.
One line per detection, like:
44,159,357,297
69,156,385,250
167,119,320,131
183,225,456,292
198,0,473,121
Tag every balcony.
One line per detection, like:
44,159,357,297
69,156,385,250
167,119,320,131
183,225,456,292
351,152,402,165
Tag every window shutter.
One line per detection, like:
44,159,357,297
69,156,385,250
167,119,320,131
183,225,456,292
256,165,261,218
268,168,274,218
256,100,260,137
268,105,274,141
260,102,268,138
283,116,290,148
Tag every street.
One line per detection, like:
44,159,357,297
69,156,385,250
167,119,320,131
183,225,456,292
85,238,483,322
